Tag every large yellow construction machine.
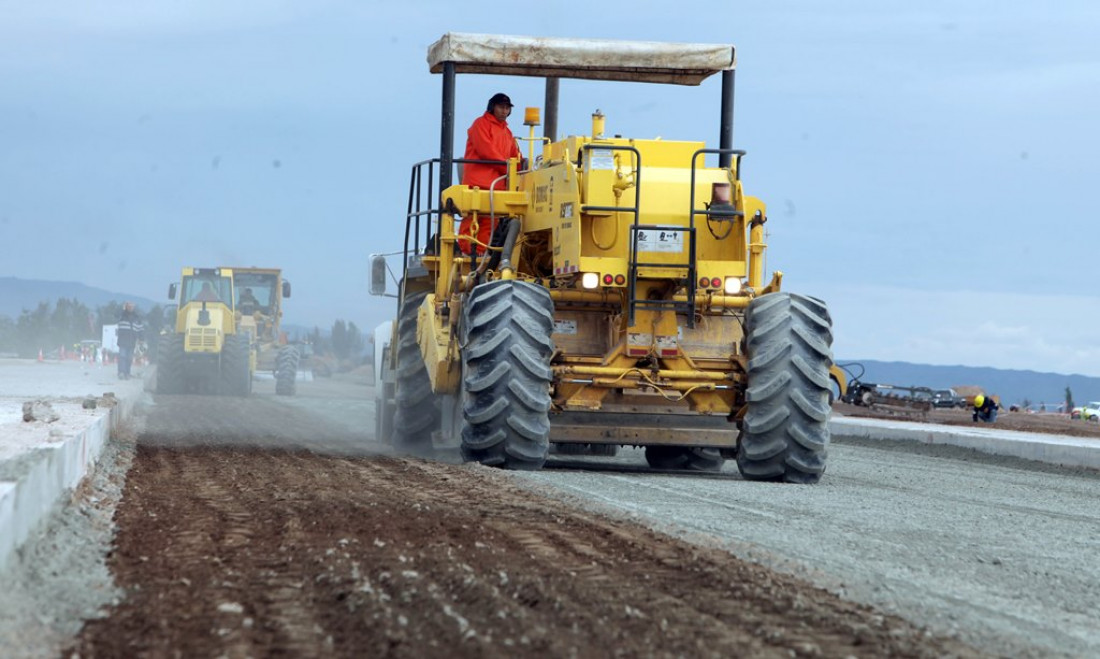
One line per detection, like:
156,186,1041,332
229,267,300,395
370,34,838,483
157,267,253,395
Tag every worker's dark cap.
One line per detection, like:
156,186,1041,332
487,93,513,109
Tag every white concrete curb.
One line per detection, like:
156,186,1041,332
831,416,1100,471
0,394,137,573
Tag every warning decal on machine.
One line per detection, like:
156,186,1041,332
637,229,683,253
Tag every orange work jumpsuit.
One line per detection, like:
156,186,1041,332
459,112,521,254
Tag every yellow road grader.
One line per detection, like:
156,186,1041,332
157,267,253,395
230,267,299,395
370,33,838,483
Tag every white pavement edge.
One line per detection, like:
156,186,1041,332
0,393,139,573
831,416,1100,471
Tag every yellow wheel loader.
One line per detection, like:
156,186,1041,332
228,267,299,395
370,34,840,483
157,267,253,396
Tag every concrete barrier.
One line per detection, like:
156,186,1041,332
0,359,144,573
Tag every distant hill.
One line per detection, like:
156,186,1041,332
839,359,1100,409
0,276,161,318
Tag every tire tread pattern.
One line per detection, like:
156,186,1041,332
737,293,833,484
155,334,186,395
460,281,554,470
392,292,439,454
275,346,299,396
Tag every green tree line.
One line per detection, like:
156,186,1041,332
0,298,167,358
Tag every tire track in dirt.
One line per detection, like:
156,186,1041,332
72,455,990,656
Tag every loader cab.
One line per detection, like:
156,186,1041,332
180,273,233,308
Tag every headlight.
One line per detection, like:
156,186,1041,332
724,277,742,294
581,272,600,289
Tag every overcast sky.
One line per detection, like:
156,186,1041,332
2,1,1099,376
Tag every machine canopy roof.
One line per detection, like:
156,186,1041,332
427,33,735,86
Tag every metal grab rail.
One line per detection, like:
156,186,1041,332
401,157,509,283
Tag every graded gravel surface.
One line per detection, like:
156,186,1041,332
8,372,1099,657
515,443,1100,658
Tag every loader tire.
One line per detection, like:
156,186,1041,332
737,293,833,484
155,334,186,395
275,346,299,396
644,446,724,471
220,334,252,396
392,291,439,455
460,280,554,470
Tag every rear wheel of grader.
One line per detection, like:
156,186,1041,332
460,280,554,470
392,291,440,456
737,293,833,484
220,334,252,396
155,334,186,394
275,345,299,396
644,446,724,471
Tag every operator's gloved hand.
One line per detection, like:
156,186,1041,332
972,412,979,422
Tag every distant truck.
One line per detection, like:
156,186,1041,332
930,389,966,409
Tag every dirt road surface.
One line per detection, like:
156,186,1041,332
60,376,999,658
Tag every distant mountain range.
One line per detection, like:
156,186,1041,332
837,359,1100,409
0,276,160,317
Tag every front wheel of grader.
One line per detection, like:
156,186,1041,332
737,293,834,484
460,280,555,471
275,345,300,396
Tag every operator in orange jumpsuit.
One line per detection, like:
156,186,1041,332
458,92,522,255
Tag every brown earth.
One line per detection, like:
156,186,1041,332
67,388,991,658
834,402,1100,440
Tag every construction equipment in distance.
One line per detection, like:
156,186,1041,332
229,267,299,395
156,267,253,395
841,380,933,418
369,34,838,483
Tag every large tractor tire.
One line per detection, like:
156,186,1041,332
737,293,833,484
391,291,439,455
155,334,186,394
644,446,724,471
275,345,300,396
220,334,252,396
460,280,554,470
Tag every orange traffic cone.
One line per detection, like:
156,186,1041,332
37,349,44,362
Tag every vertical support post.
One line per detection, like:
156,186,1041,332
440,61,456,190
719,69,735,168
543,77,559,143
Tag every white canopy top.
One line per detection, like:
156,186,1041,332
427,33,735,86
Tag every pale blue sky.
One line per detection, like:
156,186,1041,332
2,1,1099,375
